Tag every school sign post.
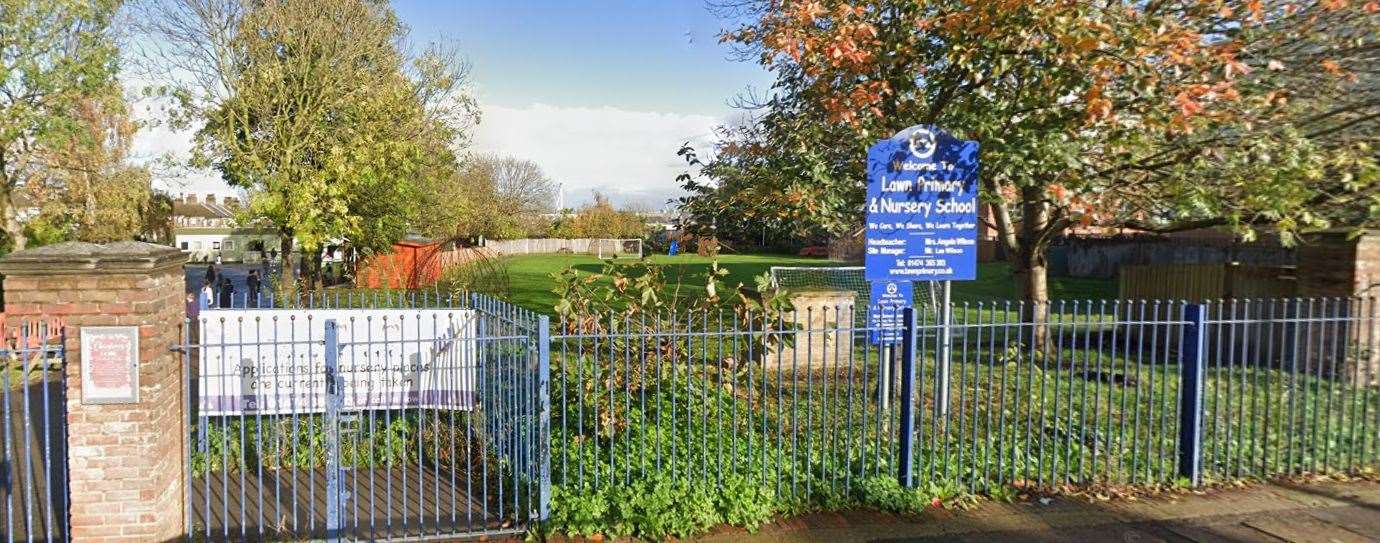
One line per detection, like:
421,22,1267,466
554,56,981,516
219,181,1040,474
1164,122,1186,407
863,125,978,487
864,125,980,281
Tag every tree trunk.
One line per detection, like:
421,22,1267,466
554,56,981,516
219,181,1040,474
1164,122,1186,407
301,248,322,292
1013,186,1052,348
2,191,25,253
278,232,295,285
1014,254,1049,325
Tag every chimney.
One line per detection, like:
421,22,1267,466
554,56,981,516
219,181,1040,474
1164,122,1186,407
223,196,239,207
204,194,217,205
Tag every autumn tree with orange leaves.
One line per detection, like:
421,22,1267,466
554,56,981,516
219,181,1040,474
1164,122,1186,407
685,0,1377,309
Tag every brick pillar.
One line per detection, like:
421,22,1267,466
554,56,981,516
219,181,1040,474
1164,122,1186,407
1296,230,1380,385
0,241,187,542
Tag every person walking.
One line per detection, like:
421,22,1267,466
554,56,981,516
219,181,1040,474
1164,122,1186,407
200,280,214,310
218,277,235,308
247,270,262,308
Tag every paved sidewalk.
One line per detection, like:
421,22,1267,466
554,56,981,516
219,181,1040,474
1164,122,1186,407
695,479,1380,542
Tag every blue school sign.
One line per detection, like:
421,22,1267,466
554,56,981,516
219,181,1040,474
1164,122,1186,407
864,125,979,281
868,279,912,344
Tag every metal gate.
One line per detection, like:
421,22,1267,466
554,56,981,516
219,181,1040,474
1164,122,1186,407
0,320,68,543
183,301,549,541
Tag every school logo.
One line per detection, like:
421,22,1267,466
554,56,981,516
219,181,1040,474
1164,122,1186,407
908,128,937,159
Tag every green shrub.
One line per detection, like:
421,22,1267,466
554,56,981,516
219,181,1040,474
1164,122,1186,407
547,485,611,538
716,475,776,531
436,251,511,297
857,476,929,515
550,473,778,540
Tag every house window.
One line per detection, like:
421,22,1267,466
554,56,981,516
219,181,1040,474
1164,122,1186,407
212,241,221,250
224,240,235,252
193,242,203,250
180,242,189,250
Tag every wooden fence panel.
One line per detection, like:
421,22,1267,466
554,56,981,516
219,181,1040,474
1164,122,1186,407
1119,264,1227,300
1119,263,1296,301
483,238,599,255
1227,265,1297,298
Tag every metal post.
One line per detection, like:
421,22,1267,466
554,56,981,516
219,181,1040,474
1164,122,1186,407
536,315,552,522
897,307,918,488
936,281,952,417
180,321,193,540
879,345,892,410
324,319,343,542
1178,304,1208,485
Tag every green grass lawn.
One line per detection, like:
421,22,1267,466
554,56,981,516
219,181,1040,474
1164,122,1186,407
502,253,833,313
494,253,1117,315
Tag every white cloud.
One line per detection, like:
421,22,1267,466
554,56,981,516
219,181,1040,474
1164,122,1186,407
129,99,724,208
472,103,720,209
128,97,227,199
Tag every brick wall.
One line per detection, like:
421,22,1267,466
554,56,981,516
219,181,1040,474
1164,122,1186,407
1297,231,1380,385
0,242,187,542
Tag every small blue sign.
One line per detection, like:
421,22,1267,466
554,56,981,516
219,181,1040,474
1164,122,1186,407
869,280,912,345
872,279,913,306
864,125,979,281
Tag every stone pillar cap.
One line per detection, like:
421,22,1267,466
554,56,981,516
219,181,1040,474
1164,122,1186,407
787,289,858,299
0,241,186,275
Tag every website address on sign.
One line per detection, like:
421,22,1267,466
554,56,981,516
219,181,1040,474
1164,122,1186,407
892,266,956,277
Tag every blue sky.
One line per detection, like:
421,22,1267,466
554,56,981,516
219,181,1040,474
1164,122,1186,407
137,1,774,209
393,1,771,115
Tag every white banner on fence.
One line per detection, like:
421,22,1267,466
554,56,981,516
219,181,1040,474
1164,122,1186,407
197,309,478,415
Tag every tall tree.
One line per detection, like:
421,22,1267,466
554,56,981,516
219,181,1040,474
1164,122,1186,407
676,117,856,247
416,154,558,241
139,190,175,243
133,0,476,288
552,192,647,239
0,0,122,251
25,91,160,244
703,0,1378,309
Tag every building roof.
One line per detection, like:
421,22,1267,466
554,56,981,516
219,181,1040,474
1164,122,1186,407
173,227,276,236
172,199,237,219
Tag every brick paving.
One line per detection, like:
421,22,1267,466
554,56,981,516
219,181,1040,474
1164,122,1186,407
693,479,1380,542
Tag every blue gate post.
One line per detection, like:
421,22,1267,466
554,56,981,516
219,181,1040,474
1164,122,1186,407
536,315,552,522
897,307,918,488
324,320,344,542
1178,304,1208,486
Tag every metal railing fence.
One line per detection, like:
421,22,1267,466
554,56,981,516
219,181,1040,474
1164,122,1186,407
548,297,1380,503
198,287,464,311
908,300,1190,491
1198,298,1379,481
163,292,1380,539
551,306,905,505
0,320,66,543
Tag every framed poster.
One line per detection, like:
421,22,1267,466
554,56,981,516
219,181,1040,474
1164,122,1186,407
197,309,478,415
80,326,140,404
